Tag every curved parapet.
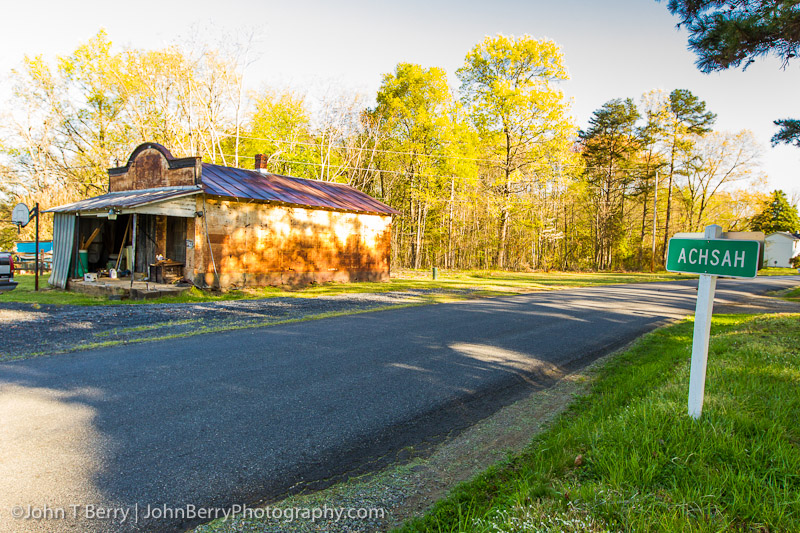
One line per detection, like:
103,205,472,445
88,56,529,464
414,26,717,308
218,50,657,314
108,143,201,192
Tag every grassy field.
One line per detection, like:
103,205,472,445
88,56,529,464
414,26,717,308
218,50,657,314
0,270,695,306
398,313,800,532
2,268,795,307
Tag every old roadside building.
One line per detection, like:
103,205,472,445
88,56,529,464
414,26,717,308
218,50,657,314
46,143,398,289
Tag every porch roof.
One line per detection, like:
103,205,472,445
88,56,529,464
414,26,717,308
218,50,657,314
44,187,202,214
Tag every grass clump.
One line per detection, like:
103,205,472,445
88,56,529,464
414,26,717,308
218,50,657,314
783,286,800,302
398,313,800,532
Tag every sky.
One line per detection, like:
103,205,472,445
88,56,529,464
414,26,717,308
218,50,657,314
2,0,798,196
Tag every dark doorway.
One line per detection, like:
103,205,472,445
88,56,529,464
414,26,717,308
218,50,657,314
135,215,158,273
166,217,187,263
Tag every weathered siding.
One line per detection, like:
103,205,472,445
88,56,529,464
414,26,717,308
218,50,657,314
125,196,198,218
191,197,392,288
109,145,199,192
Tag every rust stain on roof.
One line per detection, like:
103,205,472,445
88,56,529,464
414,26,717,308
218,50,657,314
200,164,399,215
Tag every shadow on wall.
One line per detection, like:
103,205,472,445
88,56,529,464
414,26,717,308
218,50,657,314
201,200,392,288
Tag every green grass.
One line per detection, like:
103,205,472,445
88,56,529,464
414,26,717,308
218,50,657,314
0,274,110,305
2,267,794,307
759,267,799,276
398,313,800,532
0,276,261,306
298,269,692,294
1,268,791,308
783,287,800,302
0,270,693,306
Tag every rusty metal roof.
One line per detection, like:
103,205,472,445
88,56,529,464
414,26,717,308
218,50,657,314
44,187,201,213
45,164,399,216
200,163,399,215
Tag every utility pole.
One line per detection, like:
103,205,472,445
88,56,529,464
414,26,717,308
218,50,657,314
34,203,39,291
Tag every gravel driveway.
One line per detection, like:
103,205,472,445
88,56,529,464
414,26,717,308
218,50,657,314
0,291,446,361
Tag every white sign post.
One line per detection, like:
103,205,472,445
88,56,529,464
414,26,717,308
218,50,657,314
666,224,762,419
687,225,721,419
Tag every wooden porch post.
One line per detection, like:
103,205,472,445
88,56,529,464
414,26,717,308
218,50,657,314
130,213,138,288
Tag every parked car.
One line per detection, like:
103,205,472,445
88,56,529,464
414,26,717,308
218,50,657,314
0,252,18,292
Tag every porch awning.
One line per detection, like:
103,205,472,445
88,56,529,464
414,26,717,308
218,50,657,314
44,186,202,215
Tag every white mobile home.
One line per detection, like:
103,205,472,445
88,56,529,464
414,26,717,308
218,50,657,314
763,232,800,268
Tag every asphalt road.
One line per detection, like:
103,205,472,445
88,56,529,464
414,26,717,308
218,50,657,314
0,277,797,532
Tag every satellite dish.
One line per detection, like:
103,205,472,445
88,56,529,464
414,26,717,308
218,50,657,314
12,203,30,227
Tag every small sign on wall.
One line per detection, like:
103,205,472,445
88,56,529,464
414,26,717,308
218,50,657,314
186,240,194,249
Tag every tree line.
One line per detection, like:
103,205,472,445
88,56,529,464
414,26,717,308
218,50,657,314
0,30,786,271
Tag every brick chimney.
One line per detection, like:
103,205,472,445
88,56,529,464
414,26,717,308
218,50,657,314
254,154,269,174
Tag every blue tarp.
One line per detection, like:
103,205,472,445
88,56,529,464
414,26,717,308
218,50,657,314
16,241,53,254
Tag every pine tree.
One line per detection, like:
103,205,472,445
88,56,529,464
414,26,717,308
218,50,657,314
661,0,800,147
772,118,800,147
750,190,800,234
660,89,716,263
663,0,800,72
580,98,641,269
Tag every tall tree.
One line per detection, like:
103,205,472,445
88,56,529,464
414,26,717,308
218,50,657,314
372,63,459,269
660,89,716,261
314,89,376,185
237,88,316,178
3,31,244,201
635,90,669,269
750,189,800,233
772,118,800,147
10,31,130,196
581,98,641,269
679,130,762,231
457,34,575,269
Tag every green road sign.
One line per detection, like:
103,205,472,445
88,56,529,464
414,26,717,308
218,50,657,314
666,238,760,278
